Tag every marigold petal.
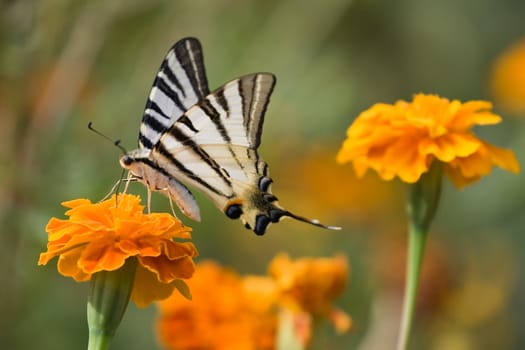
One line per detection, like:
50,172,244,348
139,252,196,283
79,241,128,273
131,264,187,307
57,249,91,281
419,133,481,161
444,166,478,188
383,136,429,183
45,218,94,242
61,198,92,209
453,101,501,127
483,142,520,174
446,141,520,189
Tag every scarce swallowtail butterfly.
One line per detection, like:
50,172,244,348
120,37,340,235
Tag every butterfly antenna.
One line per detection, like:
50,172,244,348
284,210,342,231
88,121,128,155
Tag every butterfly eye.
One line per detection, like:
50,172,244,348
120,155,134,167
258,176,273,192
225,203,243,219
254,214,271,235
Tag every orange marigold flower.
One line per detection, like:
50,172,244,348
490,37,525,114
157,261,277,350
336,94,520,187
268,253,352,334
157,256,351,349
38,194,198,307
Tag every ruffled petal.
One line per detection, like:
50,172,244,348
57,249,91,282
131,264,185,308
483,142,520,173
139,252,196,283
382,136,429,183
419,133,481,161
79,240,128,273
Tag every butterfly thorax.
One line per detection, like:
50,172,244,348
119,149,202,221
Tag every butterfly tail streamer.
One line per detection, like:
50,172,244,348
283,210,342,231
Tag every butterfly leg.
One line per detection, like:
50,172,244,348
157,186,180,219
123,172,134,193
101,179,122,202
101,171,135,202
147,187,152,214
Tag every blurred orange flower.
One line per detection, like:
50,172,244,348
277,147,402,224
490,37,525,114
269,253,352,334
157,255,351,349
38,194,198,307
336,94,520,187
157,261,277,350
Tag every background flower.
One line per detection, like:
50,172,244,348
490,36,525,115
336,94,519,187
157,261,277,350
157,255,350,349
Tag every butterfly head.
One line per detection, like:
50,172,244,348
119,149,150,176
223,176,341,235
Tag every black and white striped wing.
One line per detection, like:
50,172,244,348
152,73,276,209
139,37,210,151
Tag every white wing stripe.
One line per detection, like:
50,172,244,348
149,86,183,120
166,52,199,107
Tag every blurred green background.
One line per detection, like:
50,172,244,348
1,0,524,349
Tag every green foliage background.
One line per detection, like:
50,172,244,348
1,0,524,349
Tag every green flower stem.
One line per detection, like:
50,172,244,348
277,309,305,350
396,162,443,350
396,220,428,350
87,258,137,350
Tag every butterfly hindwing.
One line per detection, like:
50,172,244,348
151,73,276,208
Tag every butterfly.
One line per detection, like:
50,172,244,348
119,37,340,235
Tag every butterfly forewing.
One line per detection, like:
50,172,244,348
139,37,210,150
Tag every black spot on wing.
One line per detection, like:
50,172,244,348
225,203,243,219
254,214,271,235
